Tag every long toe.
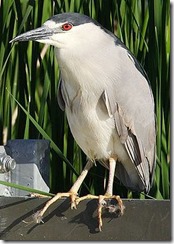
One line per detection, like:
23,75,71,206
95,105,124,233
31,192,79,224
75,194,99,206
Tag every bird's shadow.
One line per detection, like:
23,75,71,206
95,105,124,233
27,198,122,234
68,199,122,233
27,198,100,234
0,197,122,238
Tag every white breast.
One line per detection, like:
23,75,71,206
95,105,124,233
63,82,129,164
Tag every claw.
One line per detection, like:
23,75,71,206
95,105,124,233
70,194,78,209
32,210,44,224
71,202,77,209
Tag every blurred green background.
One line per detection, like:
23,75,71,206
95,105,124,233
0,0,170,199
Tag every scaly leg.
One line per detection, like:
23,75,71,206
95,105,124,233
75,157,125,231
69,160,94,209
98,157,125,231
75,157,117,206
33,160,94,223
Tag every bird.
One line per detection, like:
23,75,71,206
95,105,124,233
10,12,156,231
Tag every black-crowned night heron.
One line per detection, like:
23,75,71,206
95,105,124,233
10,12,156,231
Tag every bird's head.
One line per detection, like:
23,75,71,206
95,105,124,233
10,12,112,50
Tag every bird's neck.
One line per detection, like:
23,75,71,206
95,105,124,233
55,47,104,101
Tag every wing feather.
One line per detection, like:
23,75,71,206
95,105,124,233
102,89,155,193
57,77,71,111
57,78,65,111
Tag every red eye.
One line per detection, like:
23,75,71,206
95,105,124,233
62,23,73,31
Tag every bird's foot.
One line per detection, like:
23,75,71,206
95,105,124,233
75,193,125,232
32,191,78,224
98,194,125,231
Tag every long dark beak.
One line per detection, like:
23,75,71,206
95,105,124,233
10,25,53,43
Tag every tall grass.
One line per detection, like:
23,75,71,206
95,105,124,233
0,0,170,199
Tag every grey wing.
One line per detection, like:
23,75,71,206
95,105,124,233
58,77,81,113
102,82,156,193
57,77,71,111
57,78,65,111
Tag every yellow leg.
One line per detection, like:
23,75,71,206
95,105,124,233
32,157,125,231
32,160,94,223
75,157,125,231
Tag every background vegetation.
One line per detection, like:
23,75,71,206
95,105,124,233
0,0,170,199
